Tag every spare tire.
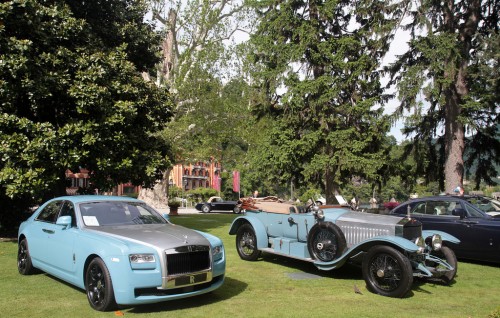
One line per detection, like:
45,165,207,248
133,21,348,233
307,222,347,262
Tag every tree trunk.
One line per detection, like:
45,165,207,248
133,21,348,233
159,8,177,85
325,166,341,204
138,170,170,209
442,0,480,194
443,89,465,194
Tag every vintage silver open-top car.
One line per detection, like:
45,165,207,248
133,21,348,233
229,198,459,298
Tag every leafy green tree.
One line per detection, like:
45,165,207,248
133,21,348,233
385,0,499,193
246,0,393,203
0,0,174,231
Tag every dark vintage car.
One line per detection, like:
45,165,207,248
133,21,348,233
229,198,459,298
195,196,241,214
18,195,226,311
390,196,500,263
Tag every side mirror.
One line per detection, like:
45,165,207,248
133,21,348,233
452,208,466,219
162,213,171,222
56,215,72,228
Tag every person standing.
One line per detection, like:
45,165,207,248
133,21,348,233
253,190,259,198
454,185,464,196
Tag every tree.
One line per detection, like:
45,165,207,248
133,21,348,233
148,0,253,89
137,0,254,202
0,0,174,231
386,0,499,193
245,0,393,203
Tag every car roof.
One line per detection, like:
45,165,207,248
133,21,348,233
49,195,142,204
407,195,467,202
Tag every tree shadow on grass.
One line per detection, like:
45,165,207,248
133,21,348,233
259,252,363,281
256,252,460,299
39,273,246,313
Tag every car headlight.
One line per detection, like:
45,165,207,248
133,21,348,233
414,237,426,254
212,245,224,261
432,234,442,251
129,254,156,269
315,209,325,220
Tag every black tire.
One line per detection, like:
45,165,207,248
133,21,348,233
233,206,242,214
236,223,261,261
85,257,117,311
202,204,211,213
307,222,347,262
362,245,413,298
428,246,457,284
18,238,36,275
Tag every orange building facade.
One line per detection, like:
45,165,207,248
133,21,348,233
169,160,222,191
65,159,221,196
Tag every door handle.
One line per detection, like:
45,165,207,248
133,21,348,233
42,229,55,234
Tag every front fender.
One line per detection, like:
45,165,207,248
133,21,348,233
422,230,460,245
314,236,420,271
229,216,268,250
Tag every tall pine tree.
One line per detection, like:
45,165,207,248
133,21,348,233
247,0,394,202
386,0,499,192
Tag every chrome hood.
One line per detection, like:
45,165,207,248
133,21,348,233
334,211,415,247
88,224,210,250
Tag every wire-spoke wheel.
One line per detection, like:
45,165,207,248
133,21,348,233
236,223,261,261
85,258,117,311
362,245,413,298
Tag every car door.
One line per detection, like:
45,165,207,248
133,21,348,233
30,200,77,275
210,197,226,210
265,213,287,238
283,212,314,242
454,201,500,262
413,200,477,258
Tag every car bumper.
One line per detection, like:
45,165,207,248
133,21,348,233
106,255,226,305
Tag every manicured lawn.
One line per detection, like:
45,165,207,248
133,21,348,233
1,213,499,317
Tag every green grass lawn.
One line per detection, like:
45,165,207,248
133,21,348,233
1,213,499,317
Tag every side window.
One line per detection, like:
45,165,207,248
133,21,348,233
36,201,63,223
393,202,419,214
424,201,456,216
59,201,77,227
463,201,485,218
412,203,426,214
426,201,446,215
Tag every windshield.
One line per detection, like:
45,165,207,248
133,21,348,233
80,201,167,226
465,197,500,213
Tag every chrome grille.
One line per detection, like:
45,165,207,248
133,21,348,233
340,225,390,246
402,219,422,240
166,246,211,275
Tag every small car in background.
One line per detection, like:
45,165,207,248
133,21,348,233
390,195,500,263
18,195,226,311
195,196,241,214
229,198,459,298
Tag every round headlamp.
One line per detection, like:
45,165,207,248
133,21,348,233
414,237,425,254
316,209,325,220
432,234,442,251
